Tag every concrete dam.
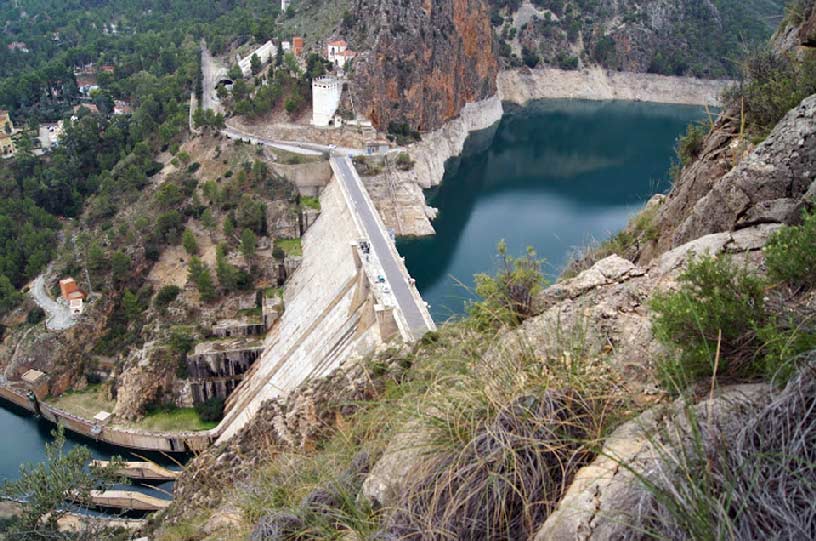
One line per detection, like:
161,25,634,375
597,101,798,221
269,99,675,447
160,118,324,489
215,157,435,442
0,156,435,452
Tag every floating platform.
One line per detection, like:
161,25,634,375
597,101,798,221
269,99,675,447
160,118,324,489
91,460,180,482
71,490,171,512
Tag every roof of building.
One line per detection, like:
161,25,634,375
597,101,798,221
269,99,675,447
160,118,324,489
327,39,348,47
75,74,98,88
22,369,47,384
100,64,115,73
73,103,99,114
59,278,86,301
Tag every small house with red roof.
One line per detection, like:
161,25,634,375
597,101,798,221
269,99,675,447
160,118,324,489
59,278,86,315
327,39,356,69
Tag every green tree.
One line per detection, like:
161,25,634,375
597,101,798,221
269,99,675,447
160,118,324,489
0,275,22,315
215,243,238,291
182,229,198,255
110,250,130,284
86,241,106,272
223,214,236,238
250,53,263,75
201,208,216,230
0,427,124,541
122,289,144,321
188,256,216,302
240,228,257,261
228,64,243,81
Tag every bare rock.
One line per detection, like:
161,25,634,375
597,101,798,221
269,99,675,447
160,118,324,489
672,95,816,248
350,0,498,132
532,384,771,541
362,422,433,509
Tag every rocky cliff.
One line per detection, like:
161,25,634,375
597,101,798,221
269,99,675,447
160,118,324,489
491,0,785,78
350,0,499,132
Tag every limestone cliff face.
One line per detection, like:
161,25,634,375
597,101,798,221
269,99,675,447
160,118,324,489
350,0,498,132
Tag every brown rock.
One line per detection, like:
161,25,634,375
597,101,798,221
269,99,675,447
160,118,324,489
351,0,498,132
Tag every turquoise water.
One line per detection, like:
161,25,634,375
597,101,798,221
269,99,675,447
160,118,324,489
0,402,176,502
399,99,708,322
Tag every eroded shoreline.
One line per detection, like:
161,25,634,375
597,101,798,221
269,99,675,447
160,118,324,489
368,67,730,237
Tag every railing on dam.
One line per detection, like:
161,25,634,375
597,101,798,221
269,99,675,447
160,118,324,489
330,155,436,341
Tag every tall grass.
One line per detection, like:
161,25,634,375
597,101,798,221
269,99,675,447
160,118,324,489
623,359,816,540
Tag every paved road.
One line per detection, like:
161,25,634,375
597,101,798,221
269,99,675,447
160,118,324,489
332,156,432,338
29,275,77,331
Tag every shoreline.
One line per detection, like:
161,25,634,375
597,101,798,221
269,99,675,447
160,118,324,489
380,68,729,237
498,66,732,107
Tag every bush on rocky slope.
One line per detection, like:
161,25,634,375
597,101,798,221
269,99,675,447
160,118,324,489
651,212,816,388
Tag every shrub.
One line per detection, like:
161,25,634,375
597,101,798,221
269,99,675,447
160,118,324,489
195,398,225,422
675,122,708,167
468,240,545,330
27,306,45,325
764,208,816,287
650,254,767,384
154,285,181,308
723,49,816,136
395,152,414,171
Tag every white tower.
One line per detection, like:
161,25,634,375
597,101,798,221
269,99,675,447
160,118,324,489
311,76,342,127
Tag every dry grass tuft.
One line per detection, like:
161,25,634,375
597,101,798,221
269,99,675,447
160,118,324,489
627,358,816,540
385,387,605,540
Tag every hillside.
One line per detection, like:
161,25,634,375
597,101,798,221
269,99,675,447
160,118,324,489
149,5,816,541
490,0,787,77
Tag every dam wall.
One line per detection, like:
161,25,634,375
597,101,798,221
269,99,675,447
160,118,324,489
0,383,213,452
215,179,387,441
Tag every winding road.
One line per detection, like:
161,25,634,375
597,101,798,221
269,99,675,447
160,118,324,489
29,275,77,331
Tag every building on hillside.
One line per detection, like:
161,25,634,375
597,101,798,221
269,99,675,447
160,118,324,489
0,132,14,158
311,76,342,127
7,41,30,53
0,110,15,159
100,64,115,74
281,0,291,11
327,39,357,69
113,99,133,115
21,370,48,400
59,278,86,315
38,121,64,151
292,36,304,56
281,40,291,52
238,40,277,76
75,74,99,97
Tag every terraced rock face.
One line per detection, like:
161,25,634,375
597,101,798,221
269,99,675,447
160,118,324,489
350,0,498,131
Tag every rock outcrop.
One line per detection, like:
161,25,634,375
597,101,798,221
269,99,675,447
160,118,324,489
532,384,772,541
350,0,498,132
648,94,816,260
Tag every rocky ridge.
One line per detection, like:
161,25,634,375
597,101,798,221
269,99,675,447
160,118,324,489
350,0,499,132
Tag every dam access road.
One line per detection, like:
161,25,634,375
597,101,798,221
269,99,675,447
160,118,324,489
331,155,434,339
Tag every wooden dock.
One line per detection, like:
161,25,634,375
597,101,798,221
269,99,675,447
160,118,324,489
91,460,180,482
88,490,171,512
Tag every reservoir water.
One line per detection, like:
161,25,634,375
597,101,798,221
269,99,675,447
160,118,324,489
0,402,176,501
400,99,708,322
